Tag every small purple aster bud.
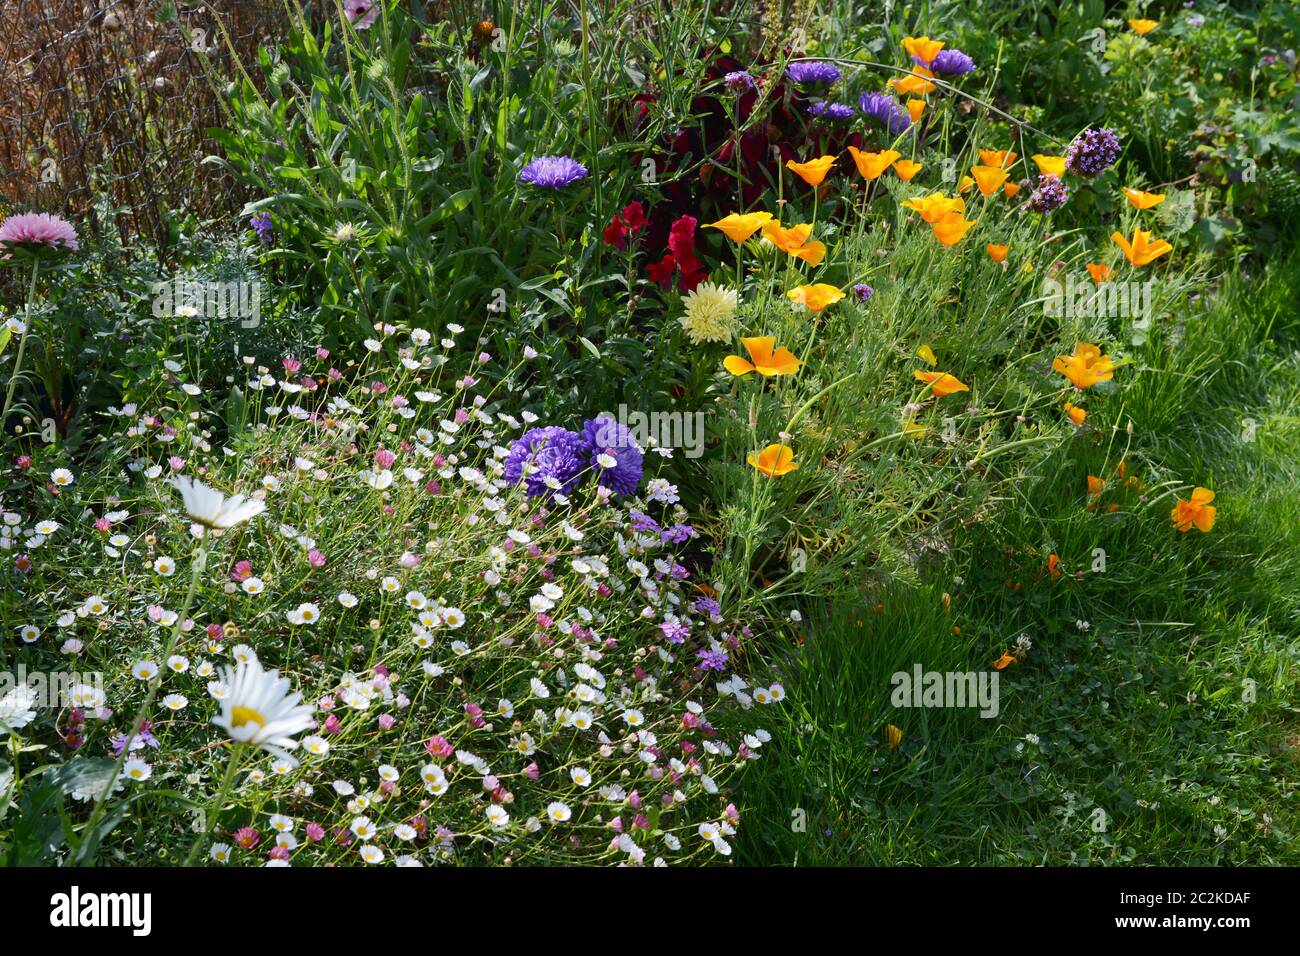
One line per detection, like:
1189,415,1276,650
853,283,875,302
723,70,754,90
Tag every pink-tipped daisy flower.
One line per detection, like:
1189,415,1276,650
0,212,79,259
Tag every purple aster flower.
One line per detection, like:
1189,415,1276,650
250,211,273,245
519,155,589,189
660,620,690,644
859,91,912,135
1065,127,1121,179
786,61,841,85
661,523,696,544
1026,174,1070,213
696,648,729,671
853,283,874,302
723,70,755,90
807,100,856,121
582,416,644,496
0,212,79,257
929,48,977,75
503,426,589,497
694,596,721,617
629,510,662,534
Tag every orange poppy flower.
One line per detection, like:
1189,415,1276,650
993,653,1017,670
1003,181,1022,198
913,369,969,396
986,243,1009,262
787,283,845,312
1063,402,1086,426
1087,475,1105,496
761,221,826,265
786,154,837,187
1112,227,1172,267
978,149,1018,169
723,337,803,377
906,98,927,122
901,192,965,223
1171,487,1216,533
1129,18,1158,36
889,67,937,95
931,211,976,247
1123,187,1167,210
902,36,944,65
1048,553,1062,579
705,211,773,243
970,164,1010,196
1086,262,1111,285
748,443,799,477
1053,342,1115,389
847,146,902,181
892,159,924,182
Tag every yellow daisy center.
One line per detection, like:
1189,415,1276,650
231,705,266,729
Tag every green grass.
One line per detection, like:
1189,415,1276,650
736,249,1300,865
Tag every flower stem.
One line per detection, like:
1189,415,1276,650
184,742,244,866
1,259,40,433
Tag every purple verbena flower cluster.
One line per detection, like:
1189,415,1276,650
1065,127,1121,179
1027,174,1070,213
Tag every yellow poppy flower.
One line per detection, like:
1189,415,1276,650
970,164,1010,196
914,369,970,396
705,211,773,243
1123,187,1167,210
892,159,924,182
1031,154,1066,176
885,723,904,749
1112,227,1172,267
1171,487,1216,533
1052,342,1115,389
901,192,965,223
748,443,799,477
958,174,975,194
902,36,945,65
723,337,803,377
986,243,1009,262
1129,19,1158,36
787,283,845,312
931,211,976,247
786,154,837,187
916,343,937,366
847,146,902,181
